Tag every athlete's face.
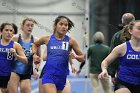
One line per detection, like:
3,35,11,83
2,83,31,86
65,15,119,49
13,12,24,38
22,20,34,35
1,25,14,40
130,22,140,39
55,18,68,35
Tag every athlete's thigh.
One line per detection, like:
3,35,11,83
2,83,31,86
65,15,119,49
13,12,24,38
9,72,20,85
0,89,2,93
57,90,63,93
62,80,71,93
8,72,20,92
43,83,57,93
115,88,131,93
1,88,7,93
114,79,131,93
20,79,31,93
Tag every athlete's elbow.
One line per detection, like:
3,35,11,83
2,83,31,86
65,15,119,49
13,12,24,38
78,55,85,63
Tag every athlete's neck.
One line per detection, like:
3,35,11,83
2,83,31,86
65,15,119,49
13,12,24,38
21,33,31,42
54,33,65,40
130,39,140,51
1,39,11,46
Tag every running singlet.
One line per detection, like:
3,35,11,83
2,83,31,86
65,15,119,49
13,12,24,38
0,40,14,76
11,34,34,75
118,41,140,85
44,34,71,76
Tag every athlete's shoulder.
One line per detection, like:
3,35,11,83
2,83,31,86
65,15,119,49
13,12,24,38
13,41,20,46
13,41,22,49
12,35,19,42
69,36,76,43
36,35,51,45
69,36,75,41
114,42,126,51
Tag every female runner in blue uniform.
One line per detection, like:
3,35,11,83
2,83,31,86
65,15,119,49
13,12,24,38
32,15,85,93
39,48,77,93
0,23,27,93
98,20,140,93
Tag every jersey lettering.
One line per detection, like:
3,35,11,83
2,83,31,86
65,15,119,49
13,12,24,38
127,54,140,60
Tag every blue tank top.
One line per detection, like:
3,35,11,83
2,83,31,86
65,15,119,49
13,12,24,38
11,34,34,75
0,40,14,76
44,34,71,76
118,41,140,85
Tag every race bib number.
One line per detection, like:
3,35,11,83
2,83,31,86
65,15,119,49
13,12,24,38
7,51,13,60
62,42,69,50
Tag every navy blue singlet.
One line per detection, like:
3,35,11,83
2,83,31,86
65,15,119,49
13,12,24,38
11,34,34,75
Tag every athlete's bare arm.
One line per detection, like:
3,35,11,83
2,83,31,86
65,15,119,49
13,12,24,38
70,37,85,62
13,42,28,64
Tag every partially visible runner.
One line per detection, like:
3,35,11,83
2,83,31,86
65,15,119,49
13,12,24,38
0,22,27,93
99,20,140,93
8,18,41,93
